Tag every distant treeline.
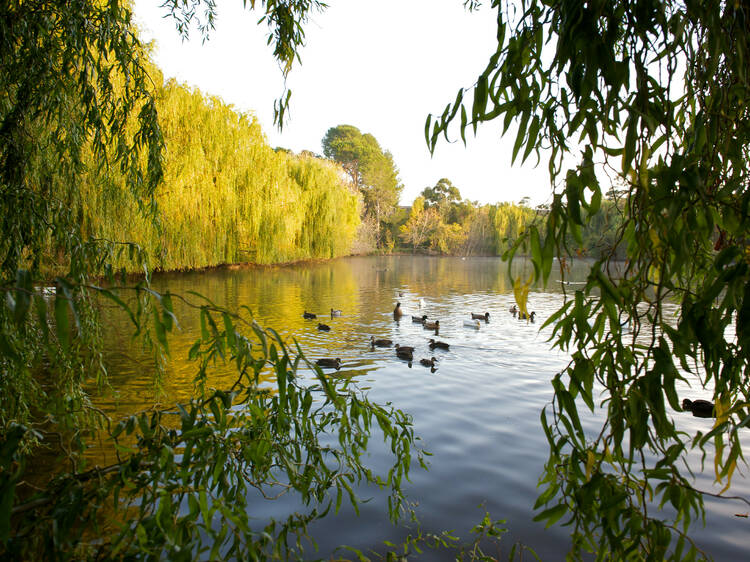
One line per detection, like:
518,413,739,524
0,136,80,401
322,127,627,260
390,179,626,260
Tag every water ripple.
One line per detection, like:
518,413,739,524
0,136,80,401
89,256,748,561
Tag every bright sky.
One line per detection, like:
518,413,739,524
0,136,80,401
133,0,553,207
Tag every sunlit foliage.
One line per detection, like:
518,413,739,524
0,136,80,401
0,1,408,559
400,179,539,256
322,125,403,248
427,0,750,558
78,78,359,271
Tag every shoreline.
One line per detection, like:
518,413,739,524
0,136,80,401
39,251,549,286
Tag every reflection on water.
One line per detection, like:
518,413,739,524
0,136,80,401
90,256,748,560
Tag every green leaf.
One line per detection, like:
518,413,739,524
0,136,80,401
522,115,541,163
593,265,622,306
162,292,176,331
460,105,468,145
533,503,568,528
199,489,212,527
223,313,236,348
512,111,530,164
152,306,169,354
472,74,489,132
424,114,433,150
588,187,602,217
200,308,209,341
623,116,637,175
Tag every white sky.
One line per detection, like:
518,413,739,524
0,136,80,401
133,0,554,207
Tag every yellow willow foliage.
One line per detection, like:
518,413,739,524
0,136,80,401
488,203,536,254
512,273,534,319
78,78,359,271
288,156,360,259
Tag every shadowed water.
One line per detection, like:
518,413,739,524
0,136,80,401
91,255,750,560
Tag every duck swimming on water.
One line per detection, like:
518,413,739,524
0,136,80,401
412,314,427,323
396,347,414,362
393,302,404,319
471,312,490,321
423,320,439,331
303,311,316,319
317,323,331,331
429,338,449,350
370,336,393,347
419,357,437,368
330,308,342,317
682,398,715,418
316,358,341,370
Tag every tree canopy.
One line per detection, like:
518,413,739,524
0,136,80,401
421,178,462,211
322,125,403,247
424,0,750,558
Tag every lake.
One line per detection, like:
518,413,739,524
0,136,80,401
91,255,750,560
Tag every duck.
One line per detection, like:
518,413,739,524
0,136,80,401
315,358,341,370
682,398,715,418
393,302,403,319
419,357,437,368
303,311,316,319
471,312,490,321
370,336,392,347
396,348,414,362
429,338,449,350
317,323,331,331
509,304,518,317
423,320,439,330
464,319,481,329
412,314,427,323
395,344,415,354
330,308,342,317
519,311,536,322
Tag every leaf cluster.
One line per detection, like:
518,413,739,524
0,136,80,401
426,0,750,558
2,287,421,560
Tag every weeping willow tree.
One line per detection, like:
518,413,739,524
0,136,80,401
80,76,359,271
0,1,414,560
488,202,537,254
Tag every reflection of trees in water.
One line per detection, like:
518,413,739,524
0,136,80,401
87,255,600,478
96,255,594,411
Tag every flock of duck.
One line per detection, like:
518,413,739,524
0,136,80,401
303,301,537,375
303,302,717,418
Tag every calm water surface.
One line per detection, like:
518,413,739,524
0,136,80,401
93,256,749,560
